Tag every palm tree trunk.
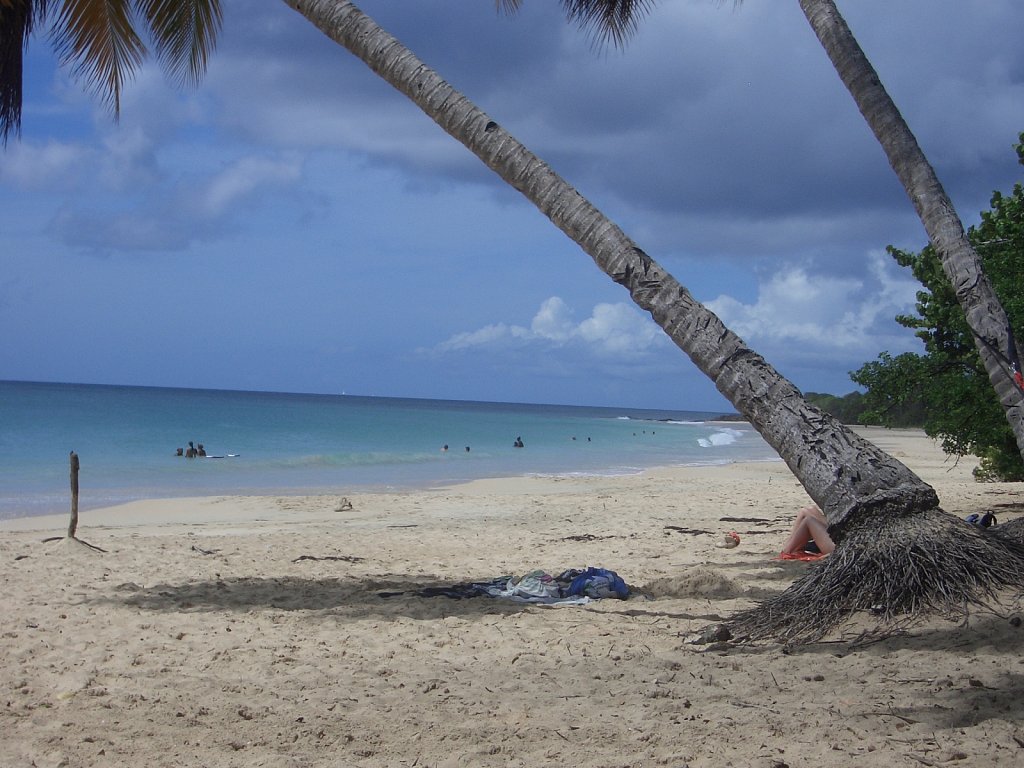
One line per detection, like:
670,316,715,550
280,0,935,535
799,0,1024,464
280,0,1024,641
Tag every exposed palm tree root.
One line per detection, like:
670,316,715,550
726,506,1024,645
992,516,1024,545
41,535,107,553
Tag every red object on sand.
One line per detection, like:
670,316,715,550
777,551,826,561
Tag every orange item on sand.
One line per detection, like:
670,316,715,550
778,551,826,561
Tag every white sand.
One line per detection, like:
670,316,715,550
2,427,1023,767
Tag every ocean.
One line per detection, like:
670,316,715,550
0,380,780,520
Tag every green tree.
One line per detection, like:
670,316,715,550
847,354,928,428
4,0,1024,642
803,390,876,426
854,134,1024,481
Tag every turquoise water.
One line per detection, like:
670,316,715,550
0,381,780,520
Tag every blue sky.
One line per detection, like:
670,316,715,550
2,0,1023,412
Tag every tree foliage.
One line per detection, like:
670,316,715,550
852,133,1024,481
0,0,223,143
803,390,867,425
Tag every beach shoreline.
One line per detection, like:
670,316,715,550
3,426,1023,767
1,381,777,523
0,425,915,532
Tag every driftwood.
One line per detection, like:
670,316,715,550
67,451,80,537
46,451,105,552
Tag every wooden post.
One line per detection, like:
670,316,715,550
68,451,79,539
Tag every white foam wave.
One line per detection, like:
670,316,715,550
697,427,743,448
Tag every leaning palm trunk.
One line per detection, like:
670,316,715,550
799,0,1024,465
281,0,1024,641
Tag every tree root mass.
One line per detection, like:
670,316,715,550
729,507,1024,644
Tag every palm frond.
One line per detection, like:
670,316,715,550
51,0,146,118
1,0,51,142
498,0,656,48
139,0,222,88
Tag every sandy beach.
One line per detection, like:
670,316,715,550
2,427,1022,767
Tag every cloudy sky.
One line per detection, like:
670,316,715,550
2,0,1022,412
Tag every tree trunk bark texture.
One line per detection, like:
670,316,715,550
799,0,1024,464
68,451,79,539
281,0,938,536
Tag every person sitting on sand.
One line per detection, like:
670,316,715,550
780,504,834,558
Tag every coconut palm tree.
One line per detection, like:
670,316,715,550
520,0,1024,477
276,0,1024,643
798,0,1024,463
4,0,1023,641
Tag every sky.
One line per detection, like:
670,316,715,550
2,0,1023,412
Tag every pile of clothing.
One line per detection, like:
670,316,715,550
965,512,997,528
483,567,630,603
382,566,630,604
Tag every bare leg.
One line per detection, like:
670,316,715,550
781,506,833,554
803,516,835,554
781,506,815,552
782,518,814,553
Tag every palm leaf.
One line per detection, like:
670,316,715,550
139,0,222,88
51,0,146,117
499,0,655,47
1,0,51,142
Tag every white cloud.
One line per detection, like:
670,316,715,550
0,140,92,187
436,322,531,352
199,155,304,217
48,150,306,252
706,251,920,359
98,124,161,190
578,302,662,354
530,296,576,341
433,296,665,357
